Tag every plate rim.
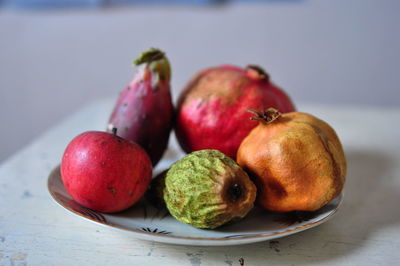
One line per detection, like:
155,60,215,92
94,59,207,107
48,166,343,245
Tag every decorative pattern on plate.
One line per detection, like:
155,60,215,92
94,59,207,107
54,192,108,224
139,227,171,235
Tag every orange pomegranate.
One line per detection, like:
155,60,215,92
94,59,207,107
237,108,346,212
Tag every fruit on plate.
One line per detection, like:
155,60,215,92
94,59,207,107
175,64,295,159
237,108,347,212
163,149,256,229
107,48,173,166
61,130,152,213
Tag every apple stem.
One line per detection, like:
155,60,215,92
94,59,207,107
112,127,118,135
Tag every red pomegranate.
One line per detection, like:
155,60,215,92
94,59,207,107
175,65,295,159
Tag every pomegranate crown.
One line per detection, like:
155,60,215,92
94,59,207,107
248,108,281,124
246,65,270,81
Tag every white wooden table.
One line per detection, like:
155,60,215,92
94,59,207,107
1,98,400,265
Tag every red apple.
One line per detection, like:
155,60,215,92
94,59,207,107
61,131,152,213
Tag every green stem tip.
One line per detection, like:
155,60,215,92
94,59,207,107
133,48,171,82
134,48,165,66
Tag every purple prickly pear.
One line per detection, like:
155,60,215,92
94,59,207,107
107,48,173,166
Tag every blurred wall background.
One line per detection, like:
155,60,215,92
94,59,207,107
0,0,399,162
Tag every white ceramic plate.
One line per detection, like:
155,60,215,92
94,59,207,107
48,166,342,246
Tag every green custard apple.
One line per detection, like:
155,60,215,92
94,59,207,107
163,149,256,229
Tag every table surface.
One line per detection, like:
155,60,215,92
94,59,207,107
1,98,400,265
